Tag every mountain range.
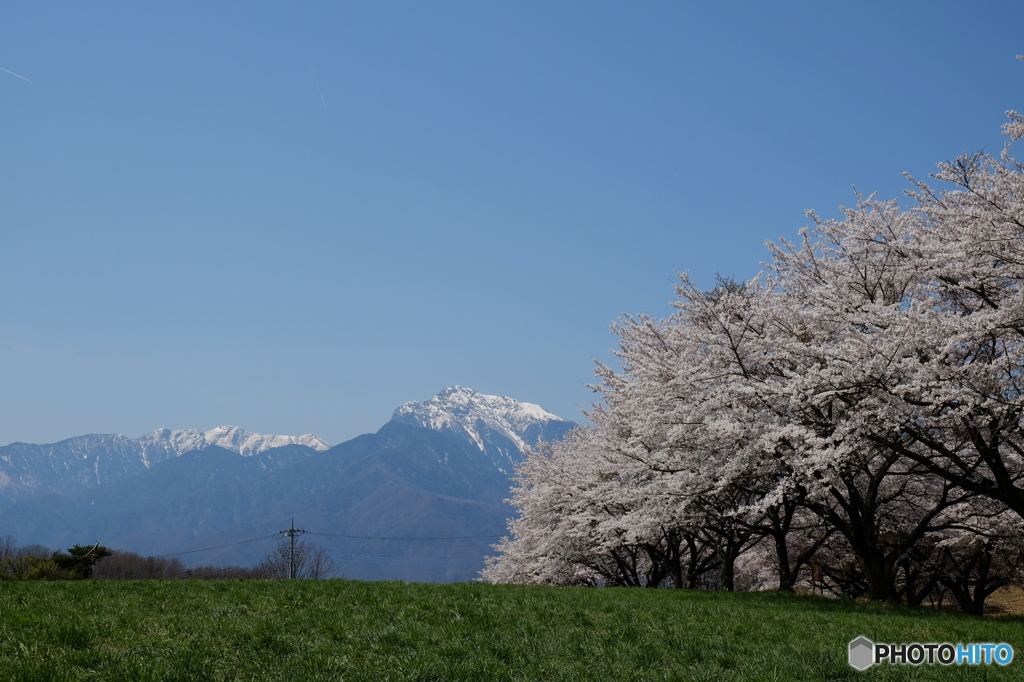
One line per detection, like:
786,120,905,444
0,387,576,581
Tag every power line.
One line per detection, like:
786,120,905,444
317,550,486,566
308,531,502,541
161,534,277,557
150,525,502,567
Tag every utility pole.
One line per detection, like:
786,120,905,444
278,519,306,579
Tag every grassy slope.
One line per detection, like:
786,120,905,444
0,581,1021,681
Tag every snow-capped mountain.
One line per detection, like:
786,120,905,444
137,426,331,459
0,388,577,582
391,386,576,473
0,426,330,505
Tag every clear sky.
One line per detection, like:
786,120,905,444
2,1,1022,446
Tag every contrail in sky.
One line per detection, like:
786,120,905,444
0,66,29,81
311,67,326,109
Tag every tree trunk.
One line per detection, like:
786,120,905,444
773,533,795,592
861,553,897,602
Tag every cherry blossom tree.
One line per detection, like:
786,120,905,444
485,109,1024,609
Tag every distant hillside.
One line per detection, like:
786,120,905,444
0,425,330,507
0,387,577,581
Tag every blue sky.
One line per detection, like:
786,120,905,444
2,1,1022,445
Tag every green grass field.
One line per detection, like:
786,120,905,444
0,580,1020,681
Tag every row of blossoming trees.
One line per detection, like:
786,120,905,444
483,110,1024,613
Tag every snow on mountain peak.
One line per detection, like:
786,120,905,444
137,426,331,457
392,386,569,453
201,426,332,456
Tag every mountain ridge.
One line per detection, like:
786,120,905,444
0,387,578,581
0,426,331,507
392,385,574,474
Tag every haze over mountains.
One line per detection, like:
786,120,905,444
0,387,576,581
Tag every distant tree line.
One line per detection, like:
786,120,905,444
1,535,112,580
483,111,1024,615
1,535,336,581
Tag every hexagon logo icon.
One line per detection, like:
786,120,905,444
849,636,874,670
